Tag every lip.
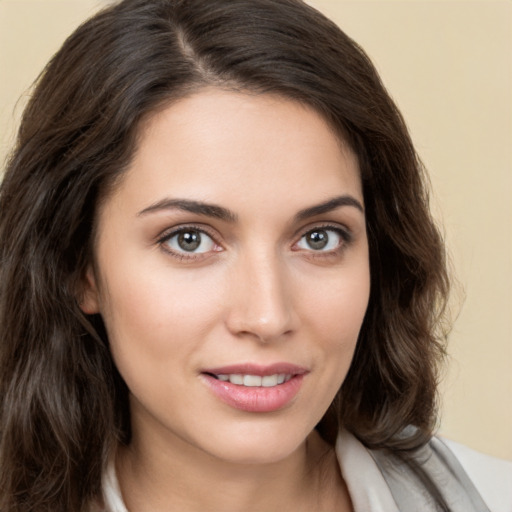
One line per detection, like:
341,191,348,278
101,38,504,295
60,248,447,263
200,363,308,413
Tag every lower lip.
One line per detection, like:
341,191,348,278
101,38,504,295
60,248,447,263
201,374,305,413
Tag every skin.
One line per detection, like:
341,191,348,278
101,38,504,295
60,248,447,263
82,89,369,511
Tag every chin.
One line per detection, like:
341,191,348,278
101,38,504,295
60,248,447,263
195,419,314,466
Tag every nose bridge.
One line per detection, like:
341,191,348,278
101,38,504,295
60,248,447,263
226,247,295,342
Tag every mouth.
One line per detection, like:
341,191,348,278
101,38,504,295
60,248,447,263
205,373,293,387
200,363,308,412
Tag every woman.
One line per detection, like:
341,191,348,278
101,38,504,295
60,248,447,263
0,0,510,511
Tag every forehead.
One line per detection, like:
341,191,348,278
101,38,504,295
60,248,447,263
107,89,362,217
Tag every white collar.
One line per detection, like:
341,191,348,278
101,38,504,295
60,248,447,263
101,460,129,512
335,429,399,512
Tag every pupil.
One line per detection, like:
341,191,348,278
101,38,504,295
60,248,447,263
178,231,201,251
308,230,328,250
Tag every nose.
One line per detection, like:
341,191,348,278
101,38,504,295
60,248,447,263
225,251,298,343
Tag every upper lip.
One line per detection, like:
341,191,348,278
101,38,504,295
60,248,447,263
202,363,309,376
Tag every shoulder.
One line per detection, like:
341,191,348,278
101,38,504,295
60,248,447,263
440,437,512,512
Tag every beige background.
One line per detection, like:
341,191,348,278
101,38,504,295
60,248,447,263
1,0,510,459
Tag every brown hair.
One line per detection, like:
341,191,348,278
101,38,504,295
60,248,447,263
0,0,449,509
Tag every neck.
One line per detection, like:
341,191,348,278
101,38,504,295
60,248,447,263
116,429,351,512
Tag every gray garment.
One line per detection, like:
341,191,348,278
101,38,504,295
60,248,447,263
369,436,491,511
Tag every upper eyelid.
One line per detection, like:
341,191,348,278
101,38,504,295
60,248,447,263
155,221,352,249
294,222,351,240
156,223,219,243
156,225,221,260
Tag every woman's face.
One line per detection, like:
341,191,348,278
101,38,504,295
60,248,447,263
82,89,370,465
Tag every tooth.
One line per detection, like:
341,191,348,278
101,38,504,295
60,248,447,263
230,374,244,385
243,375,262,387
262,375,278,387
219,373,293,386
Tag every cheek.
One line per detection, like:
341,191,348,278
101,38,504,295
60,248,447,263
302,259,370,392
292,262,370,427
97,258,226,370
303,263,370,339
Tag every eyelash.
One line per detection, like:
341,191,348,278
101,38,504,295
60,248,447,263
157,224,220,261
156,223,352,262
294,224,352,257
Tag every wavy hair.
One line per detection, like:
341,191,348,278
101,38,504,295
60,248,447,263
0,0,449,509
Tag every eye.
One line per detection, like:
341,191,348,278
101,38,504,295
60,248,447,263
163,228,217,254
296,227,345,252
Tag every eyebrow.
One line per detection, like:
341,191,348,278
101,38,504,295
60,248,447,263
138,198,238,222
294,195,364,221
137,195,364,222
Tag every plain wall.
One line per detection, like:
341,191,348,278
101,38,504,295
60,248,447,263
1,0,511,460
